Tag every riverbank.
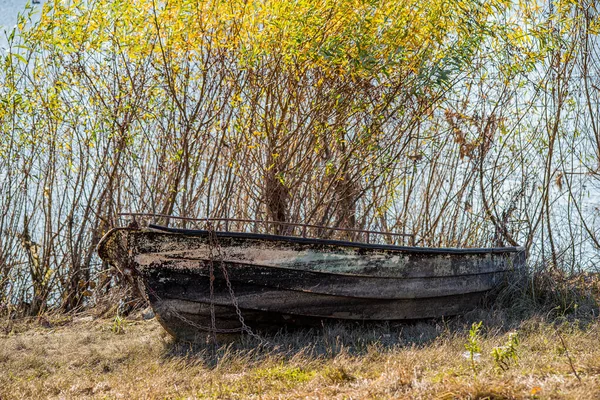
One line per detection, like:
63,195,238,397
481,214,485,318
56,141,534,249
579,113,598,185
1,305,599,399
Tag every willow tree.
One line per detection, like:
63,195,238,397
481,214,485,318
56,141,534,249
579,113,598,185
3,0,599,313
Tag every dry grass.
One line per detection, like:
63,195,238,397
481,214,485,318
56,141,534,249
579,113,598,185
1,306,599,400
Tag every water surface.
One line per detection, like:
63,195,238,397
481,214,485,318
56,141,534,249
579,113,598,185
0,0,44,49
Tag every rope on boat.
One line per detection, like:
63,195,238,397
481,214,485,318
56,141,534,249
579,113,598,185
141,221,266,342
205,222,264,343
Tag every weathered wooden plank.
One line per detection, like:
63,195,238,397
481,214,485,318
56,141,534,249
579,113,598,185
144,273,488,320
153,292,485,329
131,231,525,278
140,260,507,299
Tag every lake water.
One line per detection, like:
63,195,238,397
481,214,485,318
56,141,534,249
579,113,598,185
0,0,44,49
0,0,24,28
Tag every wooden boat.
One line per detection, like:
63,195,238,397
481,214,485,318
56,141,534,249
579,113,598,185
97,218,526,341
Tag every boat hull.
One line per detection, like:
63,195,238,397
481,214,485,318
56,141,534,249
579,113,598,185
97,226,525,341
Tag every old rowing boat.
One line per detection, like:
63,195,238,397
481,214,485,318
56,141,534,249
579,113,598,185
97,218,525,341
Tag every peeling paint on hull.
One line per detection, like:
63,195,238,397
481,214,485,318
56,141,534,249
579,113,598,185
97,226,526,341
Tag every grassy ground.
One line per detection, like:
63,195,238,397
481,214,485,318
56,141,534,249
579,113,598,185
1,305,599,399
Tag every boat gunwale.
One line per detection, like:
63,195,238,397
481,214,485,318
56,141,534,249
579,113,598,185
147,224,526,255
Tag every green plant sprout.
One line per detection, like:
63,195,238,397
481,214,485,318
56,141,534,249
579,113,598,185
465,321,483,375
491,331,520,371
